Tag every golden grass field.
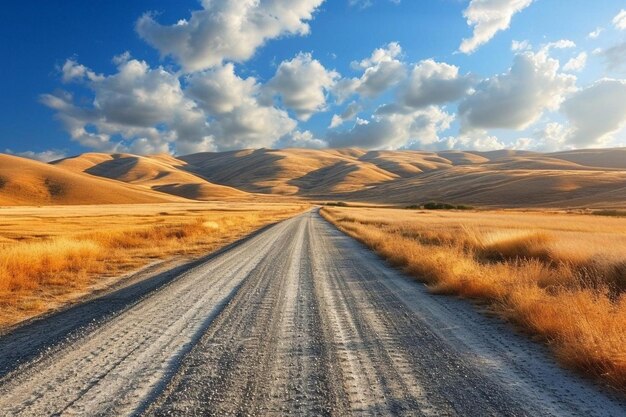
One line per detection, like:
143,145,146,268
321,206,626,392
0,202,307,329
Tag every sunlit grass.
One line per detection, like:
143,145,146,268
321,206,626,392
0,202,306,328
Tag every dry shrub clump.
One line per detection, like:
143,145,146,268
0,204,305,328
321,207,626,393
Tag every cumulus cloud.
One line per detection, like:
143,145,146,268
352,42,402,69
335,42,406,102
265,53,339,121
440,132,505,151
563,52,587,72
274,130,327,148
459,0,533,54
327,105,453,149
41,57,299,154
43,58,209,154
183,64,297,150
136,0,324,72
561,78,626,146
186,63,257,114
459,51,576,131
61,59,103,83
531,122,568,151
613,9,626,30
329,102,361,128
205,103,296,151
5,149,67,162
541,39,576,52
398,59,473,108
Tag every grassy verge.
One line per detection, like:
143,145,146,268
0,203,307,328
321,206,626,393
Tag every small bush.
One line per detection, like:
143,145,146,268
421,201,474,210
592,210,626,217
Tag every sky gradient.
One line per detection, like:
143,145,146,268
2,0,625,160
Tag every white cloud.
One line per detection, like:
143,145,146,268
187,63,257,114
265,53,338,121
561,78,626,146
459,0,533,54
356,60,406,98
587,27,603,39
336,42,406,101
42,57,299,154
511,40,531,51
542,39,576,51
398,59,473,108
613,9,626,30
185,63,297,150
136,0,324,72
441,132,505,151
61,59,103,83
327,105,453,149
352,42,402,69
205,100,296,151
531,122,568,151
274,130,327,148
329,102,361,128
459,51,576,131
563,52,587,72
5,149,67,162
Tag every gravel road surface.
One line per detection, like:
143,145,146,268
0,210,623,416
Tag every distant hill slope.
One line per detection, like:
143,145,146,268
342,166,626,208
546,148,626,169
178,148,398,195
174,147,626,207
0,154,186,206
52,153,248,200
5,147,625,208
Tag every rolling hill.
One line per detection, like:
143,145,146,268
52,153,248,200
178,148,398,195
2,147,625,208
0,154,186,206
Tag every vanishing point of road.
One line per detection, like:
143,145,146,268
0,210,624,416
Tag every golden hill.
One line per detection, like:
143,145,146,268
3,147,625,208
546,148,626,169
52,153,248,200
344,165,626,208
178,148,398,195
0,154,186,206
174,147,626,208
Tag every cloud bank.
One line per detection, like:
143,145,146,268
37,1,626,155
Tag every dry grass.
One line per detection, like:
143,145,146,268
321,207,626,393
0,202,307,328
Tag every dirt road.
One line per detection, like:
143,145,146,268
0,211,623,416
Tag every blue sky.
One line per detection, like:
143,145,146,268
2,0,625,160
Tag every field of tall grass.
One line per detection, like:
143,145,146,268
0,202,306,328
321,206,626,393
